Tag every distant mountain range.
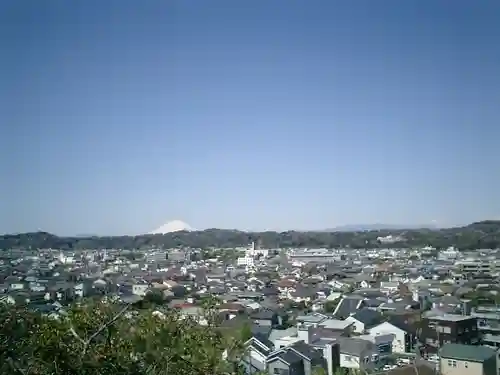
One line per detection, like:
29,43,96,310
147,222,439,234
324,223,440,232
1,220,499,250
76,222,440,236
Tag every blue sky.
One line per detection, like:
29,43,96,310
1,0,499,235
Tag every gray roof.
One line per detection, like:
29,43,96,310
290,341,324,361
276,350,302,365
269,327,298,342
337,337,373,356
334,296,363,319
440,343,496,362
351,308,384,328
266,340,322,365
296,313,327,324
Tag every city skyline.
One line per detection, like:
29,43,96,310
2,0,500,236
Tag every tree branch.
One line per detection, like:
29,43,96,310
68,303,131,356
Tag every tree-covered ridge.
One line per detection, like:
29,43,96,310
1,220,500,250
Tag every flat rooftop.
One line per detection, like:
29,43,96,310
429,314,473,322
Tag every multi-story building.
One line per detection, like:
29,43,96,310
247,241,269,258
145,251,167,263
438,247,460,260
471,306,500,335
288,248,342,263
420,314,480,349
167,249,188,262
456,259,498,274
236,256,254,267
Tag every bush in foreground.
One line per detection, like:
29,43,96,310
0,300,242,375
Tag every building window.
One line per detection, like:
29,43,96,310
443,327,451,334
345,355,352,361
447,360,457,367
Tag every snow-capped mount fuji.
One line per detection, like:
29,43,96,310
149,220,193,234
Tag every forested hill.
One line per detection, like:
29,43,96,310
1,220,500,251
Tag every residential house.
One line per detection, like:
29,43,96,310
345,308,384,334
269,327,299,348
132,283,150,297
250,308,283,327
336,337,379,371
439,343,497,375
296,323,378,373
73,282,89,298
261,286,279,298
206,269,226,283
333,295,365,319
378,299,419,314
277,278,297,296
240,334,274,374
328,279,349,290
9,282,24,291
369,317,417,354
266,341,330,375
296,313,328,327
357,333,395,359
380,282,399,295
318,319,354,335
352,274,376,289
289,285,317,303
177,304,208,325
241,332,339,375
325,291,342,302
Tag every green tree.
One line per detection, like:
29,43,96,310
324,297,341,313
240,322,253,342
0,300,242,375
143,289,166,306
312,365,327,375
